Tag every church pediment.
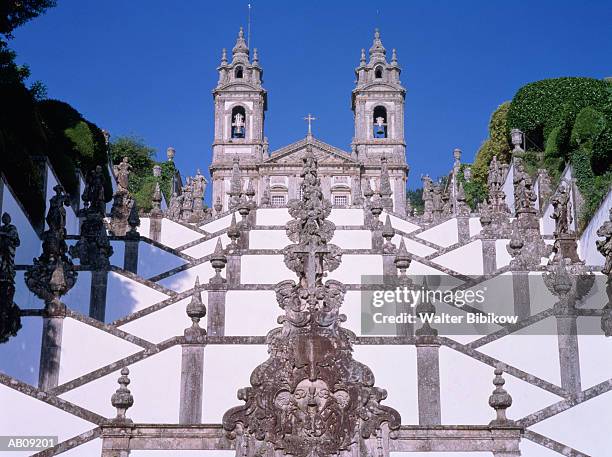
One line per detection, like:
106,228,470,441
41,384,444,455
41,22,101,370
264,136,359,166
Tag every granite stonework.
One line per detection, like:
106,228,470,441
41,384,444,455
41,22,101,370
3,27,612,457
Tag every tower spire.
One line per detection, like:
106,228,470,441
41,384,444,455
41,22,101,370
232,26,249,60
369,28,386,60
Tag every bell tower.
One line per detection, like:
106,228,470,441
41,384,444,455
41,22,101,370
352,29,408,215
210,27,267,211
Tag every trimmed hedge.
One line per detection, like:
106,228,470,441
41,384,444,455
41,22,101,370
507,77,612,158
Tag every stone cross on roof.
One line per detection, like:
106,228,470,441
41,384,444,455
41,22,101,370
303,113,316,136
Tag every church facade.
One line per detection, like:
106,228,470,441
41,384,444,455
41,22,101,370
209,28,409,215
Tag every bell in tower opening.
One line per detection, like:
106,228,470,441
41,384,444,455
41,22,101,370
373,105,387,138
231,106,246,139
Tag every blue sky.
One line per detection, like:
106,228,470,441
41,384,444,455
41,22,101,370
11,0,611,200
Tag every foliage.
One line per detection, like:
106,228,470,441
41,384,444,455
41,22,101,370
507,77,612,159
458,166,487,210
407,188,423,214
471,102,512,194
38,99,112,200
109,136,181,213
569,107,612,229
159,161,177,200
109,136,155,175
0,0,56,39
133,175,158,213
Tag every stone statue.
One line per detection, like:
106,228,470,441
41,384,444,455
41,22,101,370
421,175,434,223
82,165,106,215
597,208,612,276
47,185,71,234
0,212,21,343
113,157,131,193
180,182,194,222
0,213,20,283
227,159,243,210
551,181,572,235
431,183,444,220
168,192,182,220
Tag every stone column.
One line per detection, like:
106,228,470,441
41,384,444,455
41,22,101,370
457,216,470,243
149,214,162,242
226,251,241,289
207,285,227,337
382,253,396,277
123,236,139,274
90,269,109,322
100,437,131,457
481,238,497,275
416,336,442,425
556,314,581,394
179,344,205,423
39,302,65,391
511,270,531,321
179,280,207,424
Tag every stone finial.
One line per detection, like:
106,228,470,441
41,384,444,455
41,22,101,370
214,196,223,214
210,239,227,285
479,201,493,233
382,215,396,253
394,238,411,274
232,26,249,58
227,213,241,250
245,180,256,201
185,277,207,336
221,47,227,65
507,220,525,269
167,147,176,161
252,48,259,66
415,277,437,337
111,367,134,423
456,182,470,216
360,48,366,66
510,128,524,153
391,48,398,65
369,196,383,229
0,212,21,343
369,28,386,59
126,200,140,238
453,148,462,166
488,365,513,426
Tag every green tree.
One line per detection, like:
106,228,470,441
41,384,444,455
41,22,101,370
0,0,56,39
471,102,512,194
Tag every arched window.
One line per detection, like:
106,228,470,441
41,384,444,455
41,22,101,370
373,106,387,138
235,66,243,78
374,66,383,79
231,106,246,139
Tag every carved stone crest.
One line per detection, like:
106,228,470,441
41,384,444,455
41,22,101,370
223,145,400,457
